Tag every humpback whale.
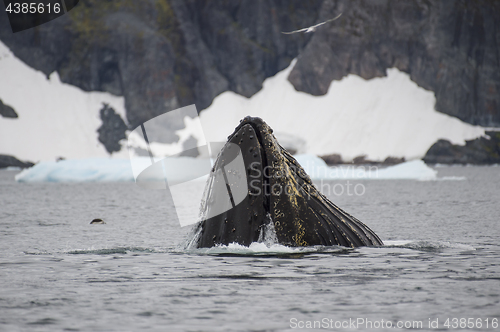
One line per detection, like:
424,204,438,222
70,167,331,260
194,117,383,248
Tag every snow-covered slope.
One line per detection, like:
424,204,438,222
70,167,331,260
199,60,485,161
0,40,485,164
0,41,128,162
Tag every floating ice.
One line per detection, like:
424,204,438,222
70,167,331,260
15,159,134,182
15,154,437,182
294,154,437,180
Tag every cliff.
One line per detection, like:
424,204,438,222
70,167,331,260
0,0,498,133
423,131,500,164
289,0,500,127
0,0,320,137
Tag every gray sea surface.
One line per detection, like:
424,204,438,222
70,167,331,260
0,166,499,332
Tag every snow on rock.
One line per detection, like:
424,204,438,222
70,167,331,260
0,38,485,166
0,41,129,162
199,60,485,161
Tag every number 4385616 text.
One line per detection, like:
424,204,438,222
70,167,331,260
5,2,61,14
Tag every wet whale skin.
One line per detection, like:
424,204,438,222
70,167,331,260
195,116,383,248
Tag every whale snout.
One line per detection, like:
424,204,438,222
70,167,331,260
194,117,383,248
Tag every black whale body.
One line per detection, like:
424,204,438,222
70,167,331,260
194,117,383,248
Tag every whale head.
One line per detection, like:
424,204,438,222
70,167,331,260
194,116,383,248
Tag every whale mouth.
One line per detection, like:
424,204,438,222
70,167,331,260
195,116,383,248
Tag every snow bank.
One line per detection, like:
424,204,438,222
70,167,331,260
15,154,436,183
0,41,129,162
199,60,485,161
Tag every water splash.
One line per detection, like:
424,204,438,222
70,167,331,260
257,213,278,247
182,224,203,250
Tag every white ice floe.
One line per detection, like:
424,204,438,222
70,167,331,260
295,154,437,180
15,154,437,183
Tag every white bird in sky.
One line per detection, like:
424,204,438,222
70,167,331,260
281,13,342,34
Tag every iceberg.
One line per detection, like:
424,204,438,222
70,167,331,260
15,154,437,183
295,154,436,180
15,159,134,183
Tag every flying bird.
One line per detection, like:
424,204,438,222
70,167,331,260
281,13,342,34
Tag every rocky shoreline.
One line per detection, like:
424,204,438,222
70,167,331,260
0,155,34,169
423,131,500,165
320,132,500,166
319,154,406,166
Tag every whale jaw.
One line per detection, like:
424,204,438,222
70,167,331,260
195,116,383,248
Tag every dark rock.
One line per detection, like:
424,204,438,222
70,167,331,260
320,153,343,165
0,0,321,133
178,135,200,157
1,0,498,133
352,155,375,165
0,155,34,169
382,156,406,165
320,153,405,165
423,131,500,164
288,0,500,127
0,99,18,118
97,103,128,154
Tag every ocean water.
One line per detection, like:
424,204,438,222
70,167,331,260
1,166,499,332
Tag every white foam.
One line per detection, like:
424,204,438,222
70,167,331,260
187,242,331,255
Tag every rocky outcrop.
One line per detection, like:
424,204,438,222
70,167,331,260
0,99,17,118
0,154,34,169
0,0,498,134
319,153,405,165
423,131,500,164
319,153,343,165
0,0,320,135
97,104,128,154
289,0,500,127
